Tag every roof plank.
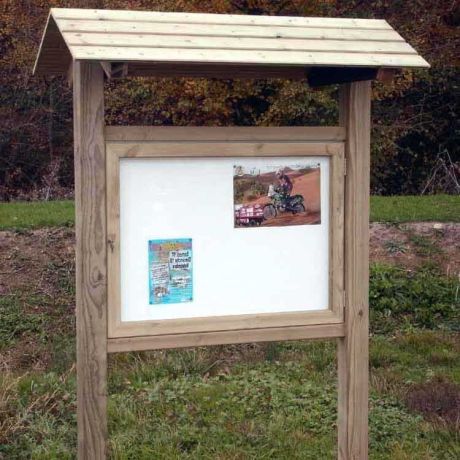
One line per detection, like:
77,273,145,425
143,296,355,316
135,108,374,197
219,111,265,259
64,33,416,55
57,19,404,42
51,8,392,30
34,8,430,77
70,46,429,68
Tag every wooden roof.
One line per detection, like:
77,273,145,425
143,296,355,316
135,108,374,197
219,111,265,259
34,8,429,80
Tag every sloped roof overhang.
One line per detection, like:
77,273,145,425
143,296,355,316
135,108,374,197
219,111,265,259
34,8,429,83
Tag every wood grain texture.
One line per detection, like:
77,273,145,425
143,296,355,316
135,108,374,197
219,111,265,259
68,47,427,69
66,33,415,54
105,135,345,340
74,61,107,460
105,126,346,142
106,141,341,158
58,20,403,41
107,323,346,353
34,8,429,76
329,148,345,321
52,9,392,30
337,82,371,460
106,142,121,341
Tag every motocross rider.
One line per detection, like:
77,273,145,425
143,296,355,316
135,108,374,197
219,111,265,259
276,169,293,202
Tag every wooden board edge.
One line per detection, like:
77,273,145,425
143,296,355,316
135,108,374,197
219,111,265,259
329,146,345,320
107,322,346,352
108,309,341,339
105,126,346,142
106,141,342,158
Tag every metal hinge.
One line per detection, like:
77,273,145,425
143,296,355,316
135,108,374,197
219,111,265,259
344,157,347,176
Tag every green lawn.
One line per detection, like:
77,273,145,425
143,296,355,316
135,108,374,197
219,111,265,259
0,200,74,230
370,194,460,223
0,195,459,230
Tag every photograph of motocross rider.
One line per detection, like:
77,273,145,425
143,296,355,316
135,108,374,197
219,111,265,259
233,160,321,227
276,169,293,206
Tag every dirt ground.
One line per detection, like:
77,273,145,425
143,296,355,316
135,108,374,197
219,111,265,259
1,222,459,371
1,222,458,297
370,222,460,277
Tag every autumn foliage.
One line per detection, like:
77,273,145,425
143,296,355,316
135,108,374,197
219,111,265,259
0,0,458,199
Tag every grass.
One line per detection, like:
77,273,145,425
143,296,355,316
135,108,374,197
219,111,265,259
0,200,74,230
370,194,460,223
1,199,459,458
0,194,459,230
1,261,459,458
1,336,459,459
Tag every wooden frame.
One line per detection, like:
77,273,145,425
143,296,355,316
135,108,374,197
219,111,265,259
72,68,370,460
74,61,107,460
338,81,370,460
105,127,345,350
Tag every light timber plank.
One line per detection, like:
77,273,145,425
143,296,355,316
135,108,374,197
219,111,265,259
64,33,416,54
109,307,340,339
74,61,107,460
69,46,429,68
52,8,392,30
35,9,430,76
337,82,370,460
329,149,345,320
105,126,346,142
57,20,404,41
105,134,345,340
106,139,121,341
107,323,346,353
106,141,342,158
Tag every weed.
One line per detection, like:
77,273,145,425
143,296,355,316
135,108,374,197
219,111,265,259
408,232,442,257
383,239,408,255
0,294,46,350
370,263,459,333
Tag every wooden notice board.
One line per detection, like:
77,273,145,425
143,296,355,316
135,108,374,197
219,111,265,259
34,9,430,457
72,62,370,460
105,130,345,350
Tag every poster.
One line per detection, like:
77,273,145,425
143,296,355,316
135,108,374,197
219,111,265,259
233,161,321,228
148,238,193,305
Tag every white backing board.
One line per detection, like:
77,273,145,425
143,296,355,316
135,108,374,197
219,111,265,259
120,156,330,322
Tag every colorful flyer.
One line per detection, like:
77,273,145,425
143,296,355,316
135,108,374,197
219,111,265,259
148,238,193,305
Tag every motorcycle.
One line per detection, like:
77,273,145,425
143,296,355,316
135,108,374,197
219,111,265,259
263,185,306,219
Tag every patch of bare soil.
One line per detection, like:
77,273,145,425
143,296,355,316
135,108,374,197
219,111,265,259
0,228,75,371
404,378,460,429
370,222,460,277
0,228,75,295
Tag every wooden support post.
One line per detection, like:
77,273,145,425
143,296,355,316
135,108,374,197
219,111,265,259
74,61,107,459
337,81,371,460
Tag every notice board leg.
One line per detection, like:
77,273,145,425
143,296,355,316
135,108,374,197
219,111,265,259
337,81,371,460
74,61,108,459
